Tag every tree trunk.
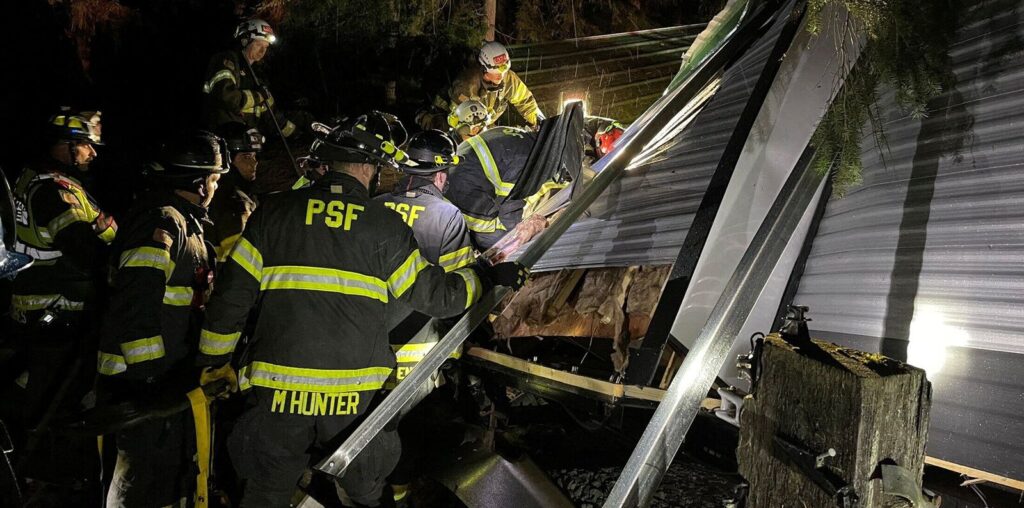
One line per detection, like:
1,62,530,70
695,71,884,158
484,0,497,41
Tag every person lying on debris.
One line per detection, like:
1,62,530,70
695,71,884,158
417,42,544,133
444,102,589,251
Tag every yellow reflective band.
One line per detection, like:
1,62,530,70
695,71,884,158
10,294,84,312
215,233,241,263
438,246,475,272
47,207,90,237
524,180,569,214
238,362,393,393
291,176,312,190
163,286,194,306
120,246,173,279
467,136,515,197
204,69,236,93
281,121,296,138
454,267,481,310
241,90,256,113
462,213,505,233
97,352,127,376
229,237,263,281
98,224,117,243
198,329,242,356
387,250,430,298
261,266,389,303
391,342,463,363
121,335,166,365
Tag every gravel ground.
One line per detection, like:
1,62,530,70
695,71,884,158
548,456,743,508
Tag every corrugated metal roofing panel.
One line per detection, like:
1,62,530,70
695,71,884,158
532,12,787,271
793,1,1024,481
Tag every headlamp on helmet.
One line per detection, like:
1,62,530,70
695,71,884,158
235,19,277,47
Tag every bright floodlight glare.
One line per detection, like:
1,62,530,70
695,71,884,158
907,306,969,378
268,34,278,44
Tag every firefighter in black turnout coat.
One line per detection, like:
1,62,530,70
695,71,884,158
97,131,227,507
196,112,528,506
445,126,538,250
208,122,262,262
202,19,296,137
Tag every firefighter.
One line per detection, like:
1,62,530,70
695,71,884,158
97,131,227,507
447,125,566,250
195,112,527,507
374,129,475,383
377,130,474,274
374,129,476,506
418,42,543,131
3,111,116,492
202,18,297,138
208,122,262,262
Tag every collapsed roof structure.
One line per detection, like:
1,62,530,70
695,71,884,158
314,0,1024,503
513,0,1024,492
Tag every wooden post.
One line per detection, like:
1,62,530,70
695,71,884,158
737,334,932,507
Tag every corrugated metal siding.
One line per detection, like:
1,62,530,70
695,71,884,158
793,2,1024,481
532,11,789,271
508,25,705,122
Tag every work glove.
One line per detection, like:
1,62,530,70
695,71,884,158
475,261,530,291
199,364,239,399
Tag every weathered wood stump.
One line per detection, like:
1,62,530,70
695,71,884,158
737,334,931,507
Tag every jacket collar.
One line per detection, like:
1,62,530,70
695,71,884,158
315,171,370,198
394,175,442,198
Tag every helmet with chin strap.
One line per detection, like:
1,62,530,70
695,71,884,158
235,19,277,47
219,122,264,154
478,41,511,74
447,100,491,131
49,110,103,146
401,130,459,176
143,131,230,197
309,112,408,168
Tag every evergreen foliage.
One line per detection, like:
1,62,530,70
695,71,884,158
807,0,960,196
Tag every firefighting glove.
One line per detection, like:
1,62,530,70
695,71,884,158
199,364,238,399
475,261,530,291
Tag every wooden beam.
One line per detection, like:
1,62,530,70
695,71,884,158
925,456,1024,492
466,347,665,402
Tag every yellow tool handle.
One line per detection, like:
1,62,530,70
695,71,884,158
187,387,211,508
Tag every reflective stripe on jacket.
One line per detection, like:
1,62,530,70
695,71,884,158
9,164,116,322
448,67,543,126
97,193,211,379
202,50,296,136
197,172,484,394
445,128,536,249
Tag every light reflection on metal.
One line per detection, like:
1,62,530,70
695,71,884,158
602,146,826,508
906,307,969,378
